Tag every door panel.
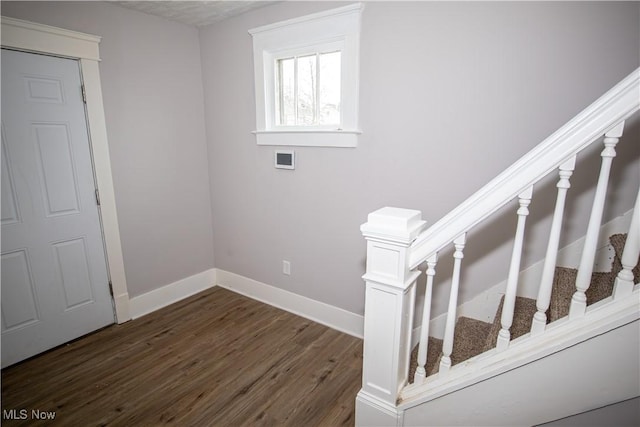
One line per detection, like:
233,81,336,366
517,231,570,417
1,135,20,225
1,250,40,331
24,75,65,104
1,49,114,367
33,123,81,216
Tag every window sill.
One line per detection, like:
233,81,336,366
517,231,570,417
253,129,361,148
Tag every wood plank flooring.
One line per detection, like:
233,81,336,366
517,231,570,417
1,287,363,426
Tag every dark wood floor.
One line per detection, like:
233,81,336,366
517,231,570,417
1,287,363,426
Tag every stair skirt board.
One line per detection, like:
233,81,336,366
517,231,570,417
401,317,640,426
408,233,640,381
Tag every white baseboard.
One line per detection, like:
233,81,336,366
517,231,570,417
128,269,217,319
215,269,364,339
125,268,364,340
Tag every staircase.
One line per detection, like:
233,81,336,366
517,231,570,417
408,233,640,380
355,68,640,426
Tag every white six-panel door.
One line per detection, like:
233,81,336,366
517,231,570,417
1,49,114,367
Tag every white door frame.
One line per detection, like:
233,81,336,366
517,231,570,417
1,16,131,323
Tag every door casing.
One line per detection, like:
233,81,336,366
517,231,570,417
1,16,131,323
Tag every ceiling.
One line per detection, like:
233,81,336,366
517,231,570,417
112,1,278,27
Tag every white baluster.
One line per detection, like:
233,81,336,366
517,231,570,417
497,186,533,351
613,188,640,299
570,121,625,319
531,156,577,335
413,253,438,384
439,233,466,374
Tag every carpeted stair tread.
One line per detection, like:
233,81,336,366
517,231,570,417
610,233,640,283
548,233,639,322
549,267,578,322
408,317,490,379
408,336,443,382
548,268,616,322
448,316,492,367
587,271,615,305
482,295,538,352
426,337,444,375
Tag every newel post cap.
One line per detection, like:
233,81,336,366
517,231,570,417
361,207,426,245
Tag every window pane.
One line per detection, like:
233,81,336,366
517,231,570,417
277,57,295,126
296,54,317,125
276,51,341,127
319,51,341,125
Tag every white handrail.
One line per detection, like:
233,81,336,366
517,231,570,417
409,68,640,270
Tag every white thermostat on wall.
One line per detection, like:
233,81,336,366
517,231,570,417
275,150,295,170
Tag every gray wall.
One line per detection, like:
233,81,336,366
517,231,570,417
200,1,640,316
3,2,638,319
1,2,215,297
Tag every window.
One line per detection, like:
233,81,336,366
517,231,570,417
276,50,341,127
249,4,363,147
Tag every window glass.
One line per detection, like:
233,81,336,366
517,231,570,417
277,57,295,126
319,51,341,125
276,51,341,127
297,54,317,125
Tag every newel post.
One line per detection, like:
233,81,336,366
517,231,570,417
356,207,425,427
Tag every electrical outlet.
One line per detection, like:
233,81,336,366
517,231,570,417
283,260,291,275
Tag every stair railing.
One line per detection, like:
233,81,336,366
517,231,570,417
356,68,639,424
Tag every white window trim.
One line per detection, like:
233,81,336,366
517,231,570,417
249,3,363,148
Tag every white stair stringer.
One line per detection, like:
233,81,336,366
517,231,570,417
399,287,640,426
